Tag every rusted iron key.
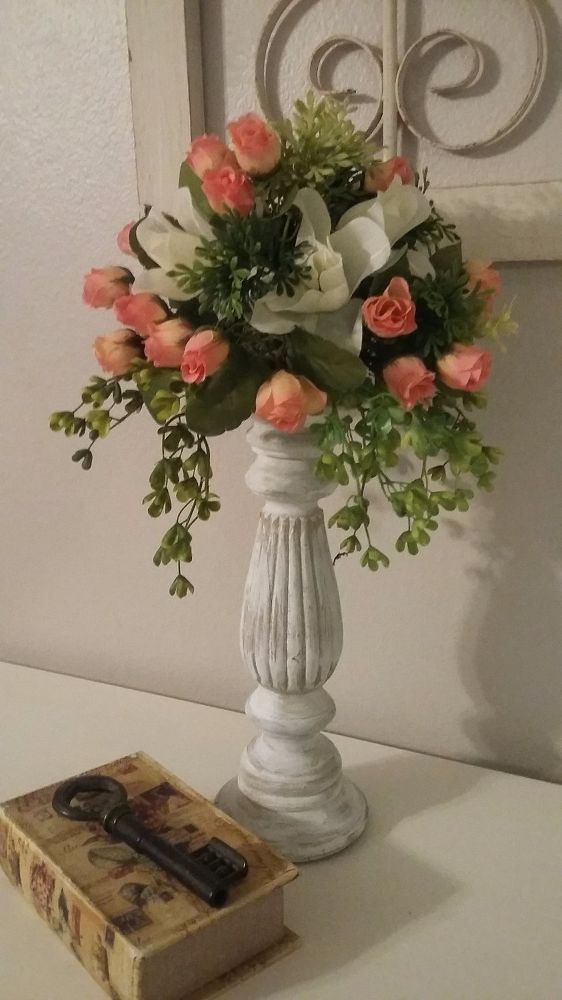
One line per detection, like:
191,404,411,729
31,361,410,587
53,774,247,908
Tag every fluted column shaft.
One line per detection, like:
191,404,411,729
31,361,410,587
216,420,367,862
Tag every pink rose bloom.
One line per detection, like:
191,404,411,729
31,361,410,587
464,260,501,315
384,356,436,409
116,221,136,256
186,133,237,178
228,113,281,175
114,293,168,337
362,277,417,338
83,267,133,308
364,156,414,193
438,344,493,391
144,318,194,368
93,330,143,376
181,329,230,384
202,166,255,216
255,371,327,433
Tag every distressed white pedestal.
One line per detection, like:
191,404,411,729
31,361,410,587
216,420,368,862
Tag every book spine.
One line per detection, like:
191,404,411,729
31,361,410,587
0,809,132,999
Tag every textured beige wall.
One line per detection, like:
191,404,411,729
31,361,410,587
1,1,561,783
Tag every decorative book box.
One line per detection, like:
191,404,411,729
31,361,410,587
0,752,299,999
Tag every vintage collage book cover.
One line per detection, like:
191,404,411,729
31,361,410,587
0,751,299,999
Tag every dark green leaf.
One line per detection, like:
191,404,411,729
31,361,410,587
183,350,266,436
178,162,212,219
430,240,463,274
289,329,367,393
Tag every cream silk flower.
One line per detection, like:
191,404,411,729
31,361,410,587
250,188,392,350
134,187,210,301
337,176,432,247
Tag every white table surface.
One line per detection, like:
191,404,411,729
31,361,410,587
0,660,561,1000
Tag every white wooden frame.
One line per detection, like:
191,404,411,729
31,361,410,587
125,0,205,207
125,0,562,260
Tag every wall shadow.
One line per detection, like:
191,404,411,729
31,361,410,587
458,262,562,782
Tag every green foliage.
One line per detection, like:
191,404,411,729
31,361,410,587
147,429,220,597
49,373,145,471
272,93,375,203
183,349,267,436
311,384,500,570
288,329,367,393
170,208,311,322
403,203,457,255
410,265,486,360
178,162,212,218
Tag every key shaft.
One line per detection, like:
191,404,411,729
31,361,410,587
104,804,228,907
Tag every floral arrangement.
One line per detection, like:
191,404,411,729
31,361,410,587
51,94,515,596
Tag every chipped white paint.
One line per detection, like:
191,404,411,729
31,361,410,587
252,0,561,260
255,0,546,151
125,0,205,206
216,420,368,861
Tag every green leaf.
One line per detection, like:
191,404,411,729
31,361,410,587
430,240,463,274
150,390,181,423
86,409,111,437
183,349,266,436
140,368,183,424
178,162,212,219
169,573,194,598
289,329,367,393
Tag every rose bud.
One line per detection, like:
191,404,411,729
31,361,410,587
383,356,436,409
464,260,501,315
364,156,414,194
437,344,493,392
201,166,255,216
116,221,136,256
114,293,168,337
228,113,281,176
255,371,327,433
180,329,230,384
93,330,143,376
186,133,237,178
144,318,194,368
362,277,417,338
83,266,133,308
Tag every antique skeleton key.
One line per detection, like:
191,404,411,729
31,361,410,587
53,775,247,908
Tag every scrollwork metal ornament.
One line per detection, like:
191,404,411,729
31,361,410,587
255,0,547,155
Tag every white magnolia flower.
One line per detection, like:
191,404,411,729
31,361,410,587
251,188,391,349
134,187,209,301
338,176,432,247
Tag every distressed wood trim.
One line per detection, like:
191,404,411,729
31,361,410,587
432,181,562,262
125,0,205,208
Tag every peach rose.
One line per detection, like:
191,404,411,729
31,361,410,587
83,267,133,308
228,113,281,175
364,156,414,194
464,260,501,315
437,344,493,391
255,371,327,433
201,166,255,216
186,134,237,178
144,318,194,368
180,329,230,384
93,330,143,376
362,277,417,338
116,221,136,256
114,293,168,337
383,356,436,409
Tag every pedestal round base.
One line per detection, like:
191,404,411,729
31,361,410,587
216,776,368,863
